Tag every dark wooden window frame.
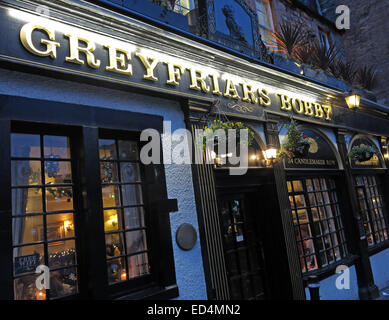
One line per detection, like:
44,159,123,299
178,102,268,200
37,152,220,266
351,169,389,256
0,94,178,300
286,170,358,281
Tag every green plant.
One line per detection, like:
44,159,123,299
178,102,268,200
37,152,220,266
311,41,338,71
295,43,313,65
270,22,307,58
278,120,310,159
330,59,357,84
357,65,377,91
348,145,377,162
202,120,255,149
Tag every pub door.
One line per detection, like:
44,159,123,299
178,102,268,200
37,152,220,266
218,191,268,300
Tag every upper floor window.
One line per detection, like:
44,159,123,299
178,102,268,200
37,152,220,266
255,0,274,48
151,0,194,16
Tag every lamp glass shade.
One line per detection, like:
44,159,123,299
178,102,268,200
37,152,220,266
264,148,277,160
345,94,360,109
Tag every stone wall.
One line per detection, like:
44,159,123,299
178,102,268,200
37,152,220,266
342,0,389,105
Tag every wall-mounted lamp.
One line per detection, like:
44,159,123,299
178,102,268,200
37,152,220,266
263,145,278,167
345,92,361,109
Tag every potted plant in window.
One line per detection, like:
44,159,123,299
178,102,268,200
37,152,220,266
278,119,311,159
348,145,377,162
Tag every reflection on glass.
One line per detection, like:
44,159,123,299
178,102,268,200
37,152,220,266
124,207,145,229
12,215,44,245
104,209,121,232
48,240,76,268
46,213,74,241
125,230,147,255
294,195,306,208
11,161,41,186
11,134,40,158
12,188,43,215
118,140,139,160
107,257,126,284
99,139,117,160
120,163,141,183
46,187,73,212
105,233,124,258
128,253,150,279
43,136,70,159
102,185,121,208
100,162,118,183
292,180,303,192
49,267,78,299
121,184,143,206
44,161,72,184
305,254,318,271
14,274,40,300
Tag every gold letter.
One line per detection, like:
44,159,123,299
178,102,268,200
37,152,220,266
322,105,332,120
278,94,292,111
65,34,100,68
240,83,258,104
187,68,210,93
135,52,159,81
258,88,271,106
304,100,314,116
209,74,222,96
314,103,324,118
104,45,132,75
292,98,304,114
164,62,184,86
20,22,60,59
223,79,240,100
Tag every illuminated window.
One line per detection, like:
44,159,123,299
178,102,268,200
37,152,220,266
173,0,194,16
287,178,348,273
355,175,389,246
255,0,274,49
11,133,78,300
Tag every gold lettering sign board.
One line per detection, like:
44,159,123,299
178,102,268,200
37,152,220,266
2,8,333,121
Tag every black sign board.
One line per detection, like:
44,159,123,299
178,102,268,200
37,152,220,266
349,138,383,169
14,253,40,275
284,129,339,169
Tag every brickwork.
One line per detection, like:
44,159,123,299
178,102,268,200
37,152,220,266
342,0,389,104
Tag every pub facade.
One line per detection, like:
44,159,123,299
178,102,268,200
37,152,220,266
0,0,389,300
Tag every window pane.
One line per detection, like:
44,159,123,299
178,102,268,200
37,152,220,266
43,136,70,159
11,161,41,186
100,162,119,183
127,253,150,278
120,162,141,183
126,230,147,255
292,180,303,192
48,240,76,268
46,213,75,241
107,257,126,284
99,139,117,160
124,207,146,230
46,187,73,212
104,209,122,232
13,244,45,276
102,185,121,208
11,134,40,158
14,274,41,300
44,161,72,184
50,267,78,299
12,215,44,245
12,188,43,215
105,233,125,258
121,184,143,206
118,140,139,160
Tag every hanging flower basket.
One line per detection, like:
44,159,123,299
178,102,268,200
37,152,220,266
348,145,376,162
202,120,255,149
278,119,311,159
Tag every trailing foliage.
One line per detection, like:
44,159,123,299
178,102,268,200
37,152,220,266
202,120,255,148
347,145,377,162
278,120,310,159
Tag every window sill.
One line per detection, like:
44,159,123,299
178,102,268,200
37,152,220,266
368,239,389,257
114,284,179,300
302,254,359,284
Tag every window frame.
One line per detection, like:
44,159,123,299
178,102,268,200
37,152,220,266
286,173,353,280
0,94,178,300
255,0,275,48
